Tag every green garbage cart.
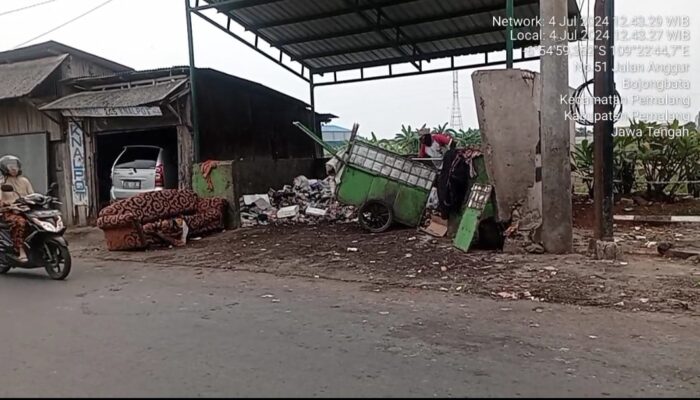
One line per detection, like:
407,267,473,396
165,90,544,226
292,122,500,250
293,122,436,233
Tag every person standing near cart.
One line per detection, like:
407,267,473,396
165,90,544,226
418,130,454,169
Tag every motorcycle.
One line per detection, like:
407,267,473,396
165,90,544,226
0,183,72,280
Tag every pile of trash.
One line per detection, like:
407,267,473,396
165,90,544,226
240,175,357,227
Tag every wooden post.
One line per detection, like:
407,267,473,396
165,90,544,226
185,0,201,163
593,0,615,241
177,124,194,189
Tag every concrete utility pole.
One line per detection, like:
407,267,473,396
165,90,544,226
593,0,615,241
540,0,573,253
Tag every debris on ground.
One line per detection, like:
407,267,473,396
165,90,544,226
243,194,272,210
525,243,545,254
240,175,357,226
277,205,300,219
657,242,700,259
75,221,700,315
496,291,518,299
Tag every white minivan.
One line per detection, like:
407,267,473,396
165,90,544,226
109,145,177,201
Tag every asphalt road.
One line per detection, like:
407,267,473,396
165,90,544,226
0,258,698,397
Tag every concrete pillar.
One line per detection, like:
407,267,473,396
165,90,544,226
539,0,573,253
472,69,543,248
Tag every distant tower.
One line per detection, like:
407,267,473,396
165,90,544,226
450,70,464,130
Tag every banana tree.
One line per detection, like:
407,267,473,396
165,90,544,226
572,138,594,198
432,122,449,134
447,128,482,147
363,132,405,153
634,119,688,198
613,134,638,196
394,124,422,154
676,123,700,196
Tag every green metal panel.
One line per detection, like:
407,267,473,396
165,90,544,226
453,208,482,252
393,185,430,226
192,161,239,229
337,165,430,228
454,183,492,252
468,156,495,220
367,175,397,201
192,166,230,197
447,155,496,240
336,166,372,207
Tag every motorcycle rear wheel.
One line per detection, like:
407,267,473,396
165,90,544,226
0,253,9,274
43,240,71,280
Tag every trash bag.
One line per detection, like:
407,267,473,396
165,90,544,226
426,187,439,209
437,149,471,217
293,175,310,192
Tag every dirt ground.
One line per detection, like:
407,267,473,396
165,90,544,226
69,217,700,316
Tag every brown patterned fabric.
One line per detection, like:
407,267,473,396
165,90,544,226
98,189,198,227
2,212,28,251
143,218,186,247
97,189,226,251
102,223,148,251
184,197,227,236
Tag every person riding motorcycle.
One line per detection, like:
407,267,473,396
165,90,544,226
0,156,34,262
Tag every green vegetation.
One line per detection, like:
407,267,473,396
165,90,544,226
571,120,700,199
361,123,482,155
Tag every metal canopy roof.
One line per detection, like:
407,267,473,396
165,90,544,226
184,0,584,162
189,0,583,83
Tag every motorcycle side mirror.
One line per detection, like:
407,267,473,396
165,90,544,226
1,184,14,193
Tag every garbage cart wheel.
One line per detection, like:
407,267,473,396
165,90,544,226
359,200,393,233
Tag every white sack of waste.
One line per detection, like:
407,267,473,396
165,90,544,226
305,206,327,217
277,205,300,219
243,194,272,210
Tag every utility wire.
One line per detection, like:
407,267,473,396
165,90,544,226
13,0,115,49
576,0,593,118
0,0,58,17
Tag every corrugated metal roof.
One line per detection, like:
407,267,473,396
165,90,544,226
0,41,131,73
66,66,191,88
64,66,318,109
0,54,67,100
40,79,187,110
47,66,327,112
202,0,583,74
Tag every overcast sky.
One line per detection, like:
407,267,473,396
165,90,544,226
0,0,698,138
